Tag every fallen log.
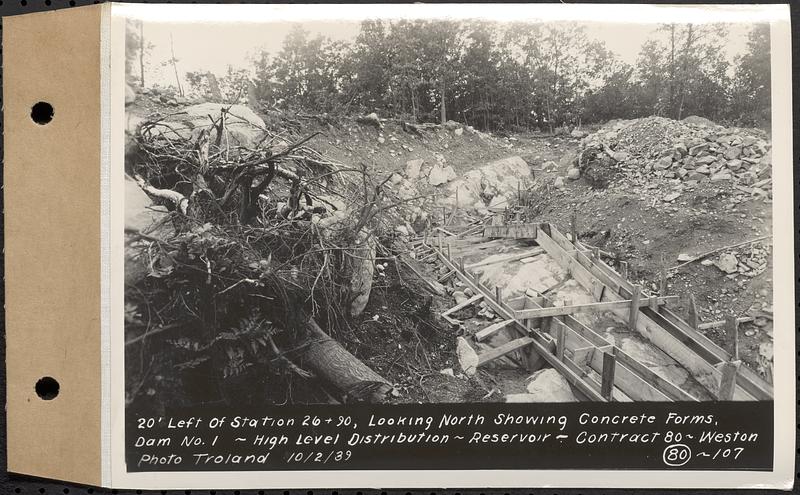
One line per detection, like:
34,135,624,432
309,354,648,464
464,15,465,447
298,318,393,403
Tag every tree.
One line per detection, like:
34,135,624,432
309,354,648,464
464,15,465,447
125,19,152,87
730,24,771,125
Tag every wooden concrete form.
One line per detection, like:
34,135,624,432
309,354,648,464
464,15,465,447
427,221,772,402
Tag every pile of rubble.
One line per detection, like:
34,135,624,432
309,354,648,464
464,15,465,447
691,241,771,279
566,116,772,197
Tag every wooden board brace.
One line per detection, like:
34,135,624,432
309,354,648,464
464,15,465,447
441,294,484,319
464,247,545,270
477,337,535,366
698,316,753,331
483,223,538,239
513,295,677,319
474,319,515,342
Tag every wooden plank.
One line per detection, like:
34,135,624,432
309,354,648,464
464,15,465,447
450,239,513,257
698,316,754,331
464,247,545,270
657,307,771,399
441,294,484,317
474,319,515,342
398,255,446,296
514,296,677,319
570,346,596,367
477,337,535,366
600,350,617,401
483,223,538,239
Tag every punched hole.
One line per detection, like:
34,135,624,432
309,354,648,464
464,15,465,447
35,376,59,400
30,101,54,125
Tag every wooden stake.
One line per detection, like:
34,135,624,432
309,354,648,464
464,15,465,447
446,242,451,260
718,360,740,400
555,325,566,361
629,285,641,330
600,350,617,401
620,260,629,279
570,210,577,244
541,298,552,334
659,254,667,295
495,286,503,306
725,315,739,360
458,257,465,273
437,233,443,253
688,293,699,330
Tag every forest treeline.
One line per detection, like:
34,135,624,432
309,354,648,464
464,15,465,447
127,20,771,131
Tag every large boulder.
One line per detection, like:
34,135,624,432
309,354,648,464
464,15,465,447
429,163,457,186
506,368,578,402
147,103,266,148
440,156,531,210
348,232,377,317
405,159,424,180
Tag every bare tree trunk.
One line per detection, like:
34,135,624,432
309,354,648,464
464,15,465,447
440,79,447,124
668,24,676,118
138,21,145,87
169,33,184,97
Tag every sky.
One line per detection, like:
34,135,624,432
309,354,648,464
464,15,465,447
132,18,754,90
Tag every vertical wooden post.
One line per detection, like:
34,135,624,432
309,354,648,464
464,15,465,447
555,325,566,361
648,290,659,312
495,286,503,306
521,296,531,330
600,350,617,401
541,298,552,335
446,242,451,260
718,360,740,400
725,315,739,360
570,210,577,244
688,294,699,330
659,254,667,295
437,233,443,253
458,257,465,273
620,261,629,280
629,285,641,330
441,206,447,225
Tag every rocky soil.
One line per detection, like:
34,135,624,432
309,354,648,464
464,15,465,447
126,85,774,400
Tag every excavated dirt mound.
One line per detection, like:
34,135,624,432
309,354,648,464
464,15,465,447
529,116,773,377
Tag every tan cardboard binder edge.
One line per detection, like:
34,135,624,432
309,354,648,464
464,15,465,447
4,4,104,485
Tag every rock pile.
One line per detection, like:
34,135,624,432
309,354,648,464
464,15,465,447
578,116,772,195
697,242,771,278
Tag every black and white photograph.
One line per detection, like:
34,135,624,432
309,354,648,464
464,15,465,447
124,7,776,412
